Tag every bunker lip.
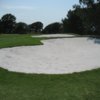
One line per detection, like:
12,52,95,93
0,34,100,74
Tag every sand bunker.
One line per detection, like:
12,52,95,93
32,34,74,38
0,35,100,74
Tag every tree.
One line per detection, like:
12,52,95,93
1,14,16,33
73,4,81,9
79,0,100,35
0,20,2,33
14,22,28,34
62,10,84,34
79,0,94,7
43,22,62,33
62,0,100,35
93,3,100,35
62,18,69,33
29,22,43,32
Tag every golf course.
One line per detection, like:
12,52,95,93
0,34,100,100
0,0,100,99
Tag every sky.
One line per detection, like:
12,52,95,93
0,0,79,27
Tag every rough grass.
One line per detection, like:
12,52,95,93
0,34,43,48
0,68,100,100
0,34,100,100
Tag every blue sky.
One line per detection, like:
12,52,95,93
0,0,79,26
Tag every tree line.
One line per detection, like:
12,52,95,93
62,0,100,35
0,0,100,35
0,13,62,34
0,14,43,34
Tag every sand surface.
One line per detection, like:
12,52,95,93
32,34,74,38
0,35,100,74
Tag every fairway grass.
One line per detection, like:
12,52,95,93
0,34,43,48
0,68,100,100
0,34,100,100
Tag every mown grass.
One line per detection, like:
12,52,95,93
0,34,43,48
0,34,100,100
0,68,100,100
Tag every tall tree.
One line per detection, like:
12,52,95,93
62,10,84,34
79,0,100,35
1,14,16,33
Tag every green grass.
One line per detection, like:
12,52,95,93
0,34,100,100
0,34,43,48
0,68,100,100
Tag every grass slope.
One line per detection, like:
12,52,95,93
0,34,43,48
0,68,100,100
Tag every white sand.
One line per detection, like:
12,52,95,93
0,35,100,74
32,34,74,38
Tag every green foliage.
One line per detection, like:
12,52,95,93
62,1,100,35
62,10,84,34
1,14,16,22
0,1,100,35
79,0,95,8
0,20,2,33
43,22,62,33
79,3,100,35
0,14,16,33
14,22,29,34
0,14,43,34
29,22,43,33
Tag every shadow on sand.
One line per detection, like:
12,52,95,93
88,37,100,44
